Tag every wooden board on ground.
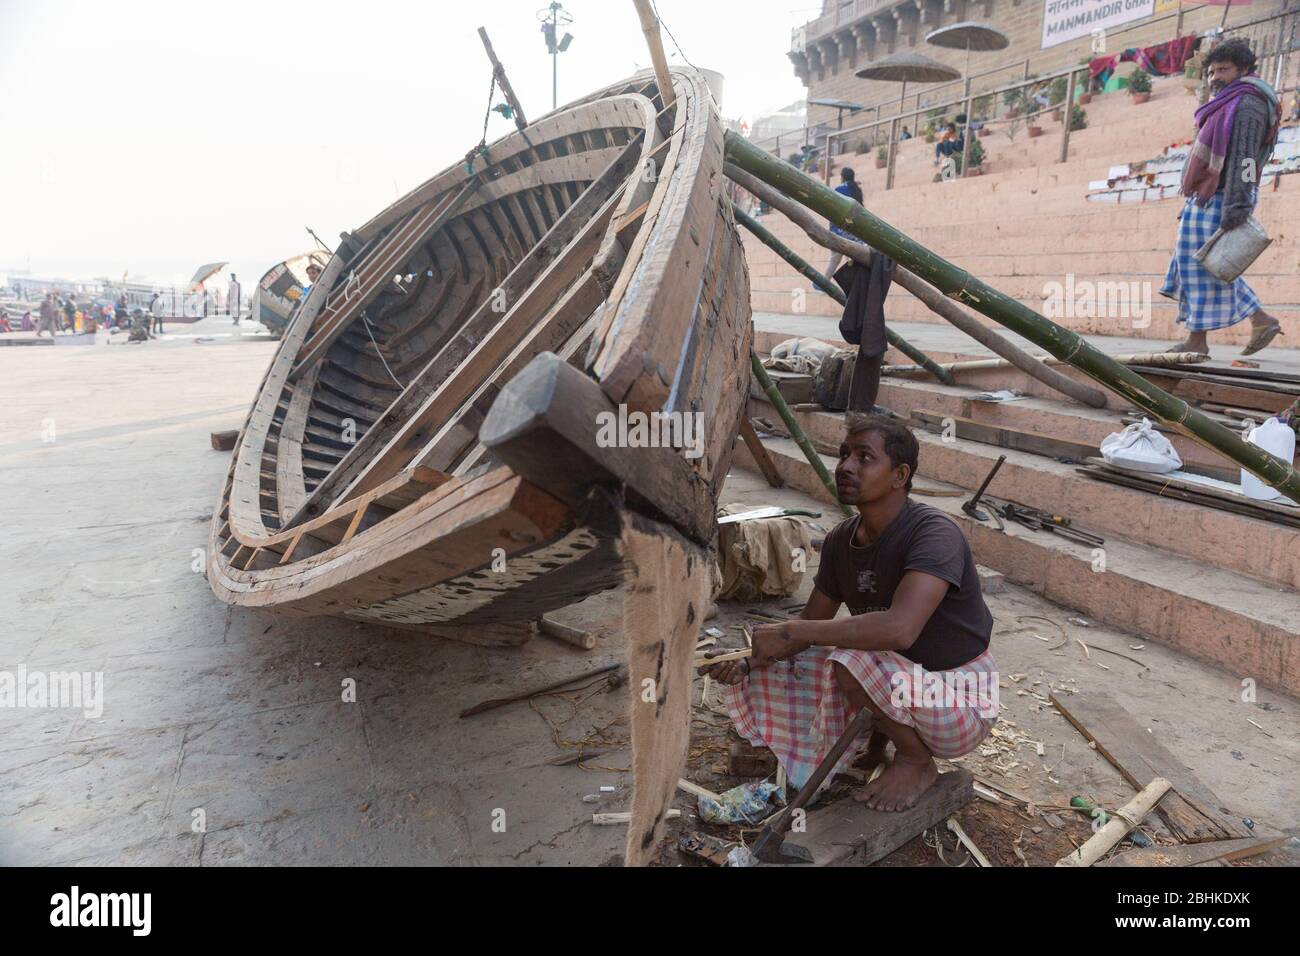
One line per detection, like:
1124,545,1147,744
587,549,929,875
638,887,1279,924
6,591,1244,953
1098,835,1294,867
1050,692,1252,843
787,768,973,867
1079,458,1300,528
911,409,1098,462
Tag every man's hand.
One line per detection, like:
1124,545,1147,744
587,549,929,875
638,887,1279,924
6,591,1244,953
698,658,749,685
751,623,806,664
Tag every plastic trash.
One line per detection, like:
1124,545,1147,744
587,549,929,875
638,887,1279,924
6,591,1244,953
1100,418,1182,474
1241,418,1297,504
697,780,784,825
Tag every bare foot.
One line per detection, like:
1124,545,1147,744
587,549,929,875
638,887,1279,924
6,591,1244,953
852,730,889,771
852,755,938,811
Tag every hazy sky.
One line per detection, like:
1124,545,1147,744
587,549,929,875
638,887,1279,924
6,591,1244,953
0,0,813,286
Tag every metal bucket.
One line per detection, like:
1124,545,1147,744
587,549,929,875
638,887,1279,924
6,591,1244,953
1195,217,1272,283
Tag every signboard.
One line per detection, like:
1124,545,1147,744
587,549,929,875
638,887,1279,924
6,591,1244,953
1041,0,1155,49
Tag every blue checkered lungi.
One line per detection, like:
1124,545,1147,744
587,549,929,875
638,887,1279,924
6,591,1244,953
1159,192,1262,332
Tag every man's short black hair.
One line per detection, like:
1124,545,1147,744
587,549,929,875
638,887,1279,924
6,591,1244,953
844,413,919,491
1206,38,1257,74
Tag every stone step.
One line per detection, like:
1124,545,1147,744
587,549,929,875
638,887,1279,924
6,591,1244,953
748,398,1300,591
731,432,1300,696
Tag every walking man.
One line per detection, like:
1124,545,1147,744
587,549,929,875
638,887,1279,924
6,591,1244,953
1162,39,1283,356
228,273,242,324
37,293,59,337
150,290,166,335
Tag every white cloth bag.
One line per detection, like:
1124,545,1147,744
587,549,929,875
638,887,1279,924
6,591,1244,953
1100,418,1183,474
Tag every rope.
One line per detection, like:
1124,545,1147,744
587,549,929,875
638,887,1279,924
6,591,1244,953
360,310,405,389
465,70,499,174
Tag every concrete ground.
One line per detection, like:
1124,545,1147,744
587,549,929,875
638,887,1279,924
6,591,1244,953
1,333,1295,866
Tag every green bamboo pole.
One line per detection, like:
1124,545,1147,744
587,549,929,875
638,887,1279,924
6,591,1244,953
750,350,853,516
732,206,957,386
725,131,1300,502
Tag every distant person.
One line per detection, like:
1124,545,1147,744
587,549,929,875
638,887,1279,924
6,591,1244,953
302,262,322,299
150,291,166,334
933,123,963,165
228,274,242,323
21,310,35,332
814,166,865,292
899,126,912,141
62,294,77,331
0,307,11,333
37,294,59,336
114,295,128,328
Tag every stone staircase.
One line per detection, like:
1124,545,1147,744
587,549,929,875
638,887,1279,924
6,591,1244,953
745,74,1300,351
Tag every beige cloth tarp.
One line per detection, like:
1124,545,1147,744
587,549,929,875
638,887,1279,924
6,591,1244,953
714,504,814,601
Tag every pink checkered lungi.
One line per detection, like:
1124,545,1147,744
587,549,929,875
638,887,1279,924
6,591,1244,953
722,645,998,790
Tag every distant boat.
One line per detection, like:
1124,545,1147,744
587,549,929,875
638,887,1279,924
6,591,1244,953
207,67,751,637
252,252,328,338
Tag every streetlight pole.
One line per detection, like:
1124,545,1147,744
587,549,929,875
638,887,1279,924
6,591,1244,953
538,2,574,111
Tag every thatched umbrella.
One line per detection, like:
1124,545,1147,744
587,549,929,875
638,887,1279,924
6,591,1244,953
854,51,961,119
924,21,1010,89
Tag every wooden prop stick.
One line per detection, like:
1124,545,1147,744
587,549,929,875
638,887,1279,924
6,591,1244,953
739,417,785,489
632,0,676,111
477,27,528,131
885,351,1211,376
724,130,1300,502
725,161,1107,410
731,205,954,386
1056,777,1171,867
621,510,710,865
751,351,853,516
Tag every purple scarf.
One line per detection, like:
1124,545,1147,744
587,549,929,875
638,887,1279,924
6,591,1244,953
1181,76,1279,205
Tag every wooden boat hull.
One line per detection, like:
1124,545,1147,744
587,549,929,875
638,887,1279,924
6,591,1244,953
208,67,751,632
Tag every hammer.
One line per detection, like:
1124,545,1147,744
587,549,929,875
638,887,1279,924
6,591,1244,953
962,455,1006,522
749,707,872,864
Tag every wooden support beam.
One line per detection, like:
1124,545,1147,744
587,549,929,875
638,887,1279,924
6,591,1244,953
738,417,785,489
632,0,676,112
620,509,709,864
478,27,528,131
480,351,718,545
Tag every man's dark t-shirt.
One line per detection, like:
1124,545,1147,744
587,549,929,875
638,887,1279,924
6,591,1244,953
812,499,992,671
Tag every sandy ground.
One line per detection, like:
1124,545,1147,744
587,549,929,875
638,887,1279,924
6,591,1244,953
0,334,1295,866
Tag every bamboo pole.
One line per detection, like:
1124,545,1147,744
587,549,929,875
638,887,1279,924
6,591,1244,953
724,131,1300,502
632,0,676,112
731,205,955,385
1058,67,1076,164
1056,777,1170,867
884,350,1211,376
726,161,1108,409
751,351,853,516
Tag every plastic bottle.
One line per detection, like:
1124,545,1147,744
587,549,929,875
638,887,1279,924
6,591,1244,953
1241,418,1297,504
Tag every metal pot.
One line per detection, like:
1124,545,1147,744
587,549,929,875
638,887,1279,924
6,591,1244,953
1195,217,1272,283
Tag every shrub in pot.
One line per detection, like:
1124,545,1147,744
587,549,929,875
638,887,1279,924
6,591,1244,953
875,144,888,169
1128,69,1152,104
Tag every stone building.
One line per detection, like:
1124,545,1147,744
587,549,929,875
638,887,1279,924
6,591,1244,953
788,0,1292,134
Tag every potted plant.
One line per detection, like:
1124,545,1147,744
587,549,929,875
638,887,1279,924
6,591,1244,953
972,95,994,121
1002,86,1023,119
1049,76,1068,121
1027,122,1045,138
875,144,888,169
1128,69,1152,104
1070,104,1088,131
959,138,986,177
1076,60,1095,104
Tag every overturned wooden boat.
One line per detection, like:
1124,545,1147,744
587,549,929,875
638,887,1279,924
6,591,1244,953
251,252,328,338
207,66,751,638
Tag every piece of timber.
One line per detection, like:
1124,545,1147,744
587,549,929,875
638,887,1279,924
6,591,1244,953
477,27,528,131
723,130,1300,504
739,417,785,489
786,769,973,867
1079,458,1300,527
479,351,718,545
620,509,708,865
1050,692,1252,843
1057,777,1171,867
910,409,1100,463
1097,836,1294,868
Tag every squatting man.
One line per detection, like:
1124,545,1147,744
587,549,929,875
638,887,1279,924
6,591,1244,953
704,415,998,811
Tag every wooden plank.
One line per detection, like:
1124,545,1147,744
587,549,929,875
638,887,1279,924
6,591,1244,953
621,510,709,865
792,769,974,867
911,409,1099,462
1098,836,1293,867
1050,692,1252,843
738,417,785,489
1079,458,1300,528
1134,370,1293,415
